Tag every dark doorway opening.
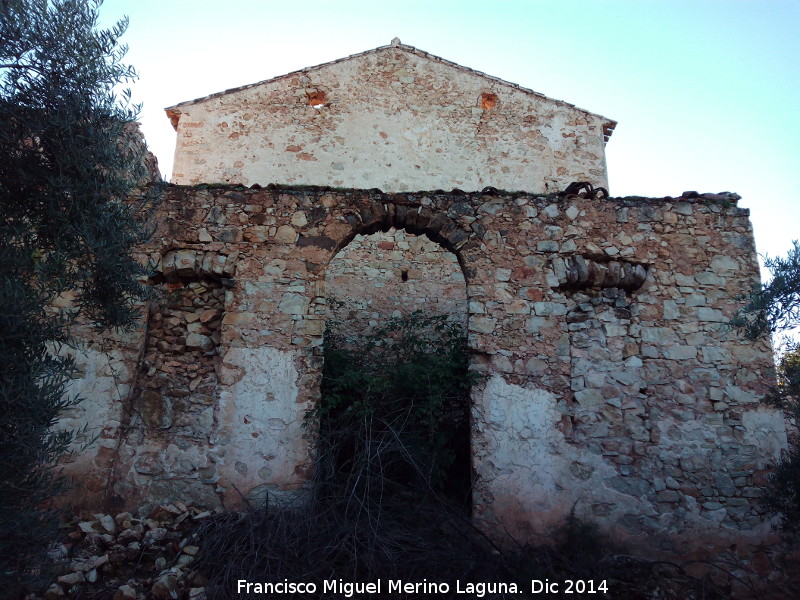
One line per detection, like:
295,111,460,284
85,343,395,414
321,228,472,511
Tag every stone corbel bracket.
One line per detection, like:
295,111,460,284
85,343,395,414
150,249,237,286
550,255,649,293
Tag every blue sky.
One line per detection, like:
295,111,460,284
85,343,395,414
99,0,799,265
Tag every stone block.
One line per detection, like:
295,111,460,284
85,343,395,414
710,256,739,272
663,300,680,320
702,346,731,362
532,302,567,316
695,272,725,286
137,391,172,429
159,251,177,278
278,292,310,315
697,307,725,322
186,333,214,352
524,358,547,374
216,228,243,243
200,308,223,323
603,324,628,337
297,318,325,336
624,356,643,367
495,268,512,282
665,346,697,360
491,354,514,373
542,204,559,219
274,225,297,243
685,294,706,307
468,301,485,314
656,490,681,502
536,240,559,252
202,252,233,277
714,473,737,496
173,249,198,277
574,388,604,408
607,476,650,497
244,226,270,242
469,317,496,333
222,312,254,325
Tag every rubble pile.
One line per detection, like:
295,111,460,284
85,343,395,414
36,503,217,600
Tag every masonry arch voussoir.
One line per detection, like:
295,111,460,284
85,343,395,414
329,193,477,277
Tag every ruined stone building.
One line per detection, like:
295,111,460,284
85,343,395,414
64,39,787,562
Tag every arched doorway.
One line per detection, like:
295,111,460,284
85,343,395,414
319,226,472,509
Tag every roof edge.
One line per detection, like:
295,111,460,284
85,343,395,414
164,41,616,138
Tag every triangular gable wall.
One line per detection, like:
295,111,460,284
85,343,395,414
166,41,615,193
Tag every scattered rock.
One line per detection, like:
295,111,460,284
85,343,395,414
113,584,137,600
114,512,133,528
47,543,69,561
56,571,84,586
152,573,180,599
97,514,118,535
143,527,168,545
77,521,97,534
43,583,65,600
42,502,206,599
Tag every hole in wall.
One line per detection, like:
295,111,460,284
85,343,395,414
307,90,327,108
326,228,467,334
480,93,498,110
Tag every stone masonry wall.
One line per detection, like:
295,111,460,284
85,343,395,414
166,41,612,193
63,184,786,563
326,228,467,335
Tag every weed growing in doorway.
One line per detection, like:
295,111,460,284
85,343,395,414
310,309,475,504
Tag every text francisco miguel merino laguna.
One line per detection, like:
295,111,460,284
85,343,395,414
237,578,609,596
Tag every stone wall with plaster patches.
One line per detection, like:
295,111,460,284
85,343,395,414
58,327,145,506
167,42,612,193
63,184,785,563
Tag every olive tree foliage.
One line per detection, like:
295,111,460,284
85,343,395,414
0,0,152,588
736,241,800,344
735,241,800,536
737,242,800,411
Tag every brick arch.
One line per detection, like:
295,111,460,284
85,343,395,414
308,193,480,346
308,193,482,344
293,192,499,363
325,193,476,272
